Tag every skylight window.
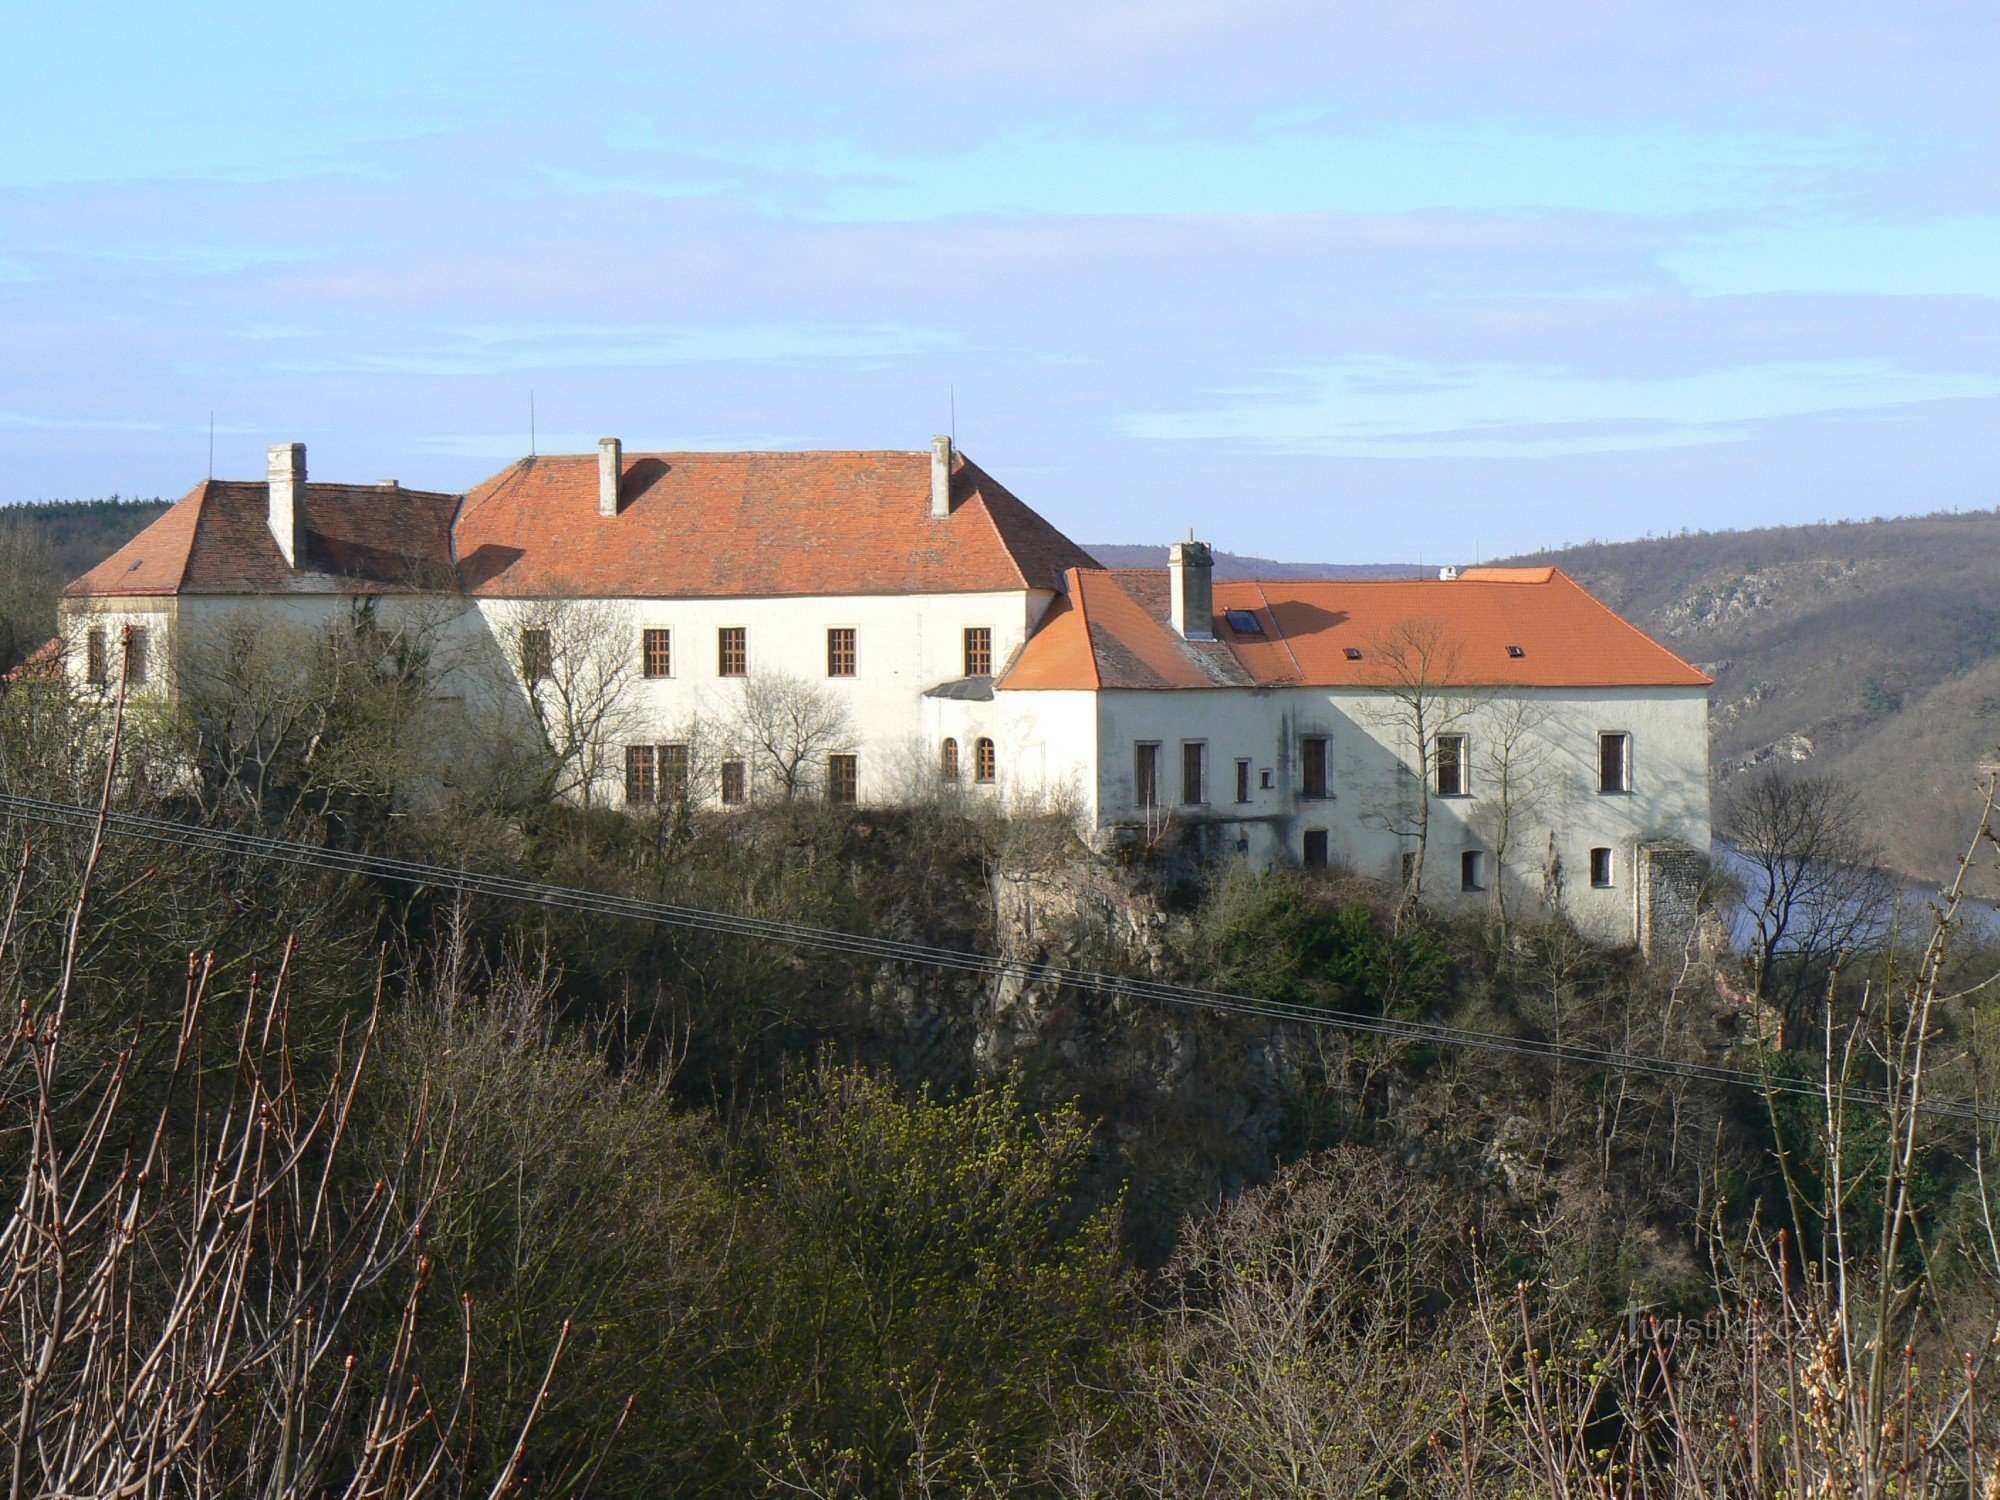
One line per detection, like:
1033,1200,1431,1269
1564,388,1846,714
1223,609,1264,636
1343,646,1363,661
1507,644,1526,659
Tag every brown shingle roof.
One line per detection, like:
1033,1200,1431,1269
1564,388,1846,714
453,449,1098,598
1000,567,1711,692
64,480,460,598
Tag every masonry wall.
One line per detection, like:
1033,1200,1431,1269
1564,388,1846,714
1064,682,1711,945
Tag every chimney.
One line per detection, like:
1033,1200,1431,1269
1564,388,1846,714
1169,539,1214,640
267,442,306,568
598,437,622,517
1438,565,1458,581
930,434,953,518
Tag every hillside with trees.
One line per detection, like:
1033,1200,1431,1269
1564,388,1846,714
5,598,2000,1495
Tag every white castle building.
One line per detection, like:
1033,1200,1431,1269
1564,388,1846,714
59,438,1711,947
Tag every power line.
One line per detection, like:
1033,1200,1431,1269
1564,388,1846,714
2,790,1991,1126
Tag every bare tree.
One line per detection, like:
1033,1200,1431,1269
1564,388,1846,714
1471,692,1553,940
728,671,854,802
490,593,644,809
0,731,573,1497
1722,767,1892,1042
0,516,59,674
1358,617,1485,910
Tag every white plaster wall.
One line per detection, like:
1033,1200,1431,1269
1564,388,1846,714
1046,682,1710,943
922,688,1100,824
55,596,180,702
471,590,1051,804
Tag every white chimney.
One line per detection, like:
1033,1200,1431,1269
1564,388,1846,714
1438,565,1459,581
267,442,306,568
598,437,622,517
1169,539,1215,640
930,434,953,518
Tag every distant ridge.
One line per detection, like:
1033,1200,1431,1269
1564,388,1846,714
1087,545,1429,580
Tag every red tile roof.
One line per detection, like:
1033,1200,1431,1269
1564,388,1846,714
999,566,1710,692
454,449,1097,598
64,480,460,597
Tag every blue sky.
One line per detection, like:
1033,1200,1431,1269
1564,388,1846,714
4,2,1999,559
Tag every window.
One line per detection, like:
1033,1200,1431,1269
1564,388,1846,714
1434,733,1468,797
625,745,657,805
826,627,856,677
718,627,747,677
1598,731,1631,793
1181,742,1206,805
827,753,858,805
1590,847,1615,888
1301,736,1330,800
124,627,149,686
1461,850,1486,892
1400,851,1417,888
963,626,993,677
661,743,690,803
720,759,747,806
642,628,672,679
1507,644,1526,659
1343,646,1363,661
941,737,960,781
1235,758,1252,804
519,628,551,682
975,737,996,784
85,627,108,688
1259,768,1274,791
1223,608,1264,636
1135,742,1162,810
1303,830,1329,869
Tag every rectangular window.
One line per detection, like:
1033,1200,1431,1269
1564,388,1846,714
826,627,856,677
642,628,672,679
1134,742,1162,810
1461,850,1486,892
1181,742,1206,805
624,744,657,805
661,743,690,803
520,627,552,682
1590,847,1615,888
1434,733,1468,797
1301,736,1330,800
85,626,108,687
720,759,747,806
1598,731,1631,793
827,753,858,805
718,627,747,677
123,627,150,686
1259,768,1274,791
1400,851,1418,888
963,626,993,677
1303,830,1329,869
1235,758,1252,804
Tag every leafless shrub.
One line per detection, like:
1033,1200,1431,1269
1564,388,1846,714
0,717,574,1497
729,671,854,802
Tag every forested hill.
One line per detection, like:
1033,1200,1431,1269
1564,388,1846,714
4,496,170,582
1085,545,1426,579
1496,508,2000,885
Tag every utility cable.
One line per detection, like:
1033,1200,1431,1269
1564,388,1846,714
1,790,1992,1125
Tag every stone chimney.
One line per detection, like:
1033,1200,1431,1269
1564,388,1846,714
1169,539,1214,640
267,442,306,568
930,434,953,519
598,437,622,517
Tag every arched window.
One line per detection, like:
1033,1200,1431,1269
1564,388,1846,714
940,738,960,780
974,737,996,784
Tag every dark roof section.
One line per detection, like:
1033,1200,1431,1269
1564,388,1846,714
65,480,461,598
